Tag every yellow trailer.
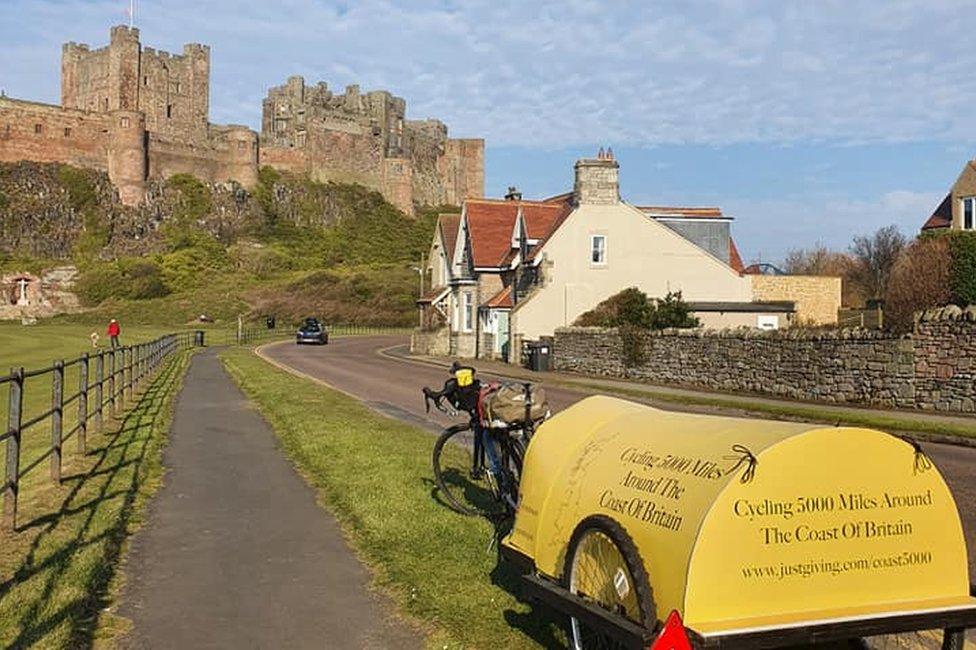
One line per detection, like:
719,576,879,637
501,396,976,649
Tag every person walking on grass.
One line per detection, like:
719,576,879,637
107,318,121,348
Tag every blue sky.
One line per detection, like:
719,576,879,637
2,0,975,262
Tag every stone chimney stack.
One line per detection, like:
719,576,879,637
573,148,619,205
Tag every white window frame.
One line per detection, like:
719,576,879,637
590,234,607,266
462,292,474,332
963,197,976,231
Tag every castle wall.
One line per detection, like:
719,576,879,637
440,138,484,205
0,98,110,171
11,29,484,211
382,158,414,214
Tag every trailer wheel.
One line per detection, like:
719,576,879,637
563,515,657,649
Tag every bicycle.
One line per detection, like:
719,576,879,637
423,378,543,520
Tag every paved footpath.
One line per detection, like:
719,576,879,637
118,349,420,649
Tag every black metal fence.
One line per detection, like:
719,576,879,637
227,324,413,345
0,331,201,530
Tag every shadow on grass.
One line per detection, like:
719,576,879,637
0,357,183,649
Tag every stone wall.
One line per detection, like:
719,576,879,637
553,306,976,413
411,327,450,357
751,274,842,325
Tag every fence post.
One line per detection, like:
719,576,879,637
50,360,64,483
78,354,88,453
109,350,117,418
5,368,23,530
125,346,133,402
94,354,104,431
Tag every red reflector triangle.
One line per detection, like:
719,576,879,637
649,610,692,650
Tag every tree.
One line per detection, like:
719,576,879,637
884,236,951,333
849,225,907,301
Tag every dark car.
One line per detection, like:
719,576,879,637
296,318,328,345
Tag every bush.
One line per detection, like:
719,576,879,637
575,288,699,367
75,259,171,305
575,288,699,329
885,237,952,333
652,290,700,329
949,231,976,305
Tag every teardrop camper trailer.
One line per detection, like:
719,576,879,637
501,396,976,648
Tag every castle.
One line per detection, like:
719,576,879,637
0,26,484,213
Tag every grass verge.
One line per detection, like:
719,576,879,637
562,379,976,441
220,347,564,649
0,350,190,648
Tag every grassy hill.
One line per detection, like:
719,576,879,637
0,163,450,327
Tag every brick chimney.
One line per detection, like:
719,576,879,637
573,148,619,205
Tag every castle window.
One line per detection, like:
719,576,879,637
34,123,43,135
237,141,246,151
176,82,182,94
166,104,173,119
143,76,148,86
296,132,306,147
63,127,72,137
3,124,10,140
121,117,130,128
103,98,109,111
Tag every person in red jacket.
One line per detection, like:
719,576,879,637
107,318,121,348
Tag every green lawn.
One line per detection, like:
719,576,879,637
0,323,192,522
0,346,189,648
220,348,565,650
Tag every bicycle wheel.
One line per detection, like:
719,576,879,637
563,515,657,650
432,424,505,517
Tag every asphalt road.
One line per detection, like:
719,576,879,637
119,349,420,649
265,335,976,586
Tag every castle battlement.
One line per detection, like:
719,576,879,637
2,26,483,213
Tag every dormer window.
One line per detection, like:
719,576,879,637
964,197,976,230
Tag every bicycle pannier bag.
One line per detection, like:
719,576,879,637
484,383,549,424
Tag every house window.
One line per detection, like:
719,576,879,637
963,197,976,231
462,292,474,332
591,234,607,264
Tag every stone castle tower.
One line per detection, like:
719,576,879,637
0,26,482,212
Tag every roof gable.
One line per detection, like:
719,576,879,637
922,193,952,231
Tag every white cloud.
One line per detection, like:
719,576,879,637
3,0,976,147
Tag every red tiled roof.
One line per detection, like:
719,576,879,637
483,285,513,309
922,193,952,231
638,206,726,219
465,200,519,267
729,237,745,274
522,202,572,240
438,213,461,258
463,197,572,268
